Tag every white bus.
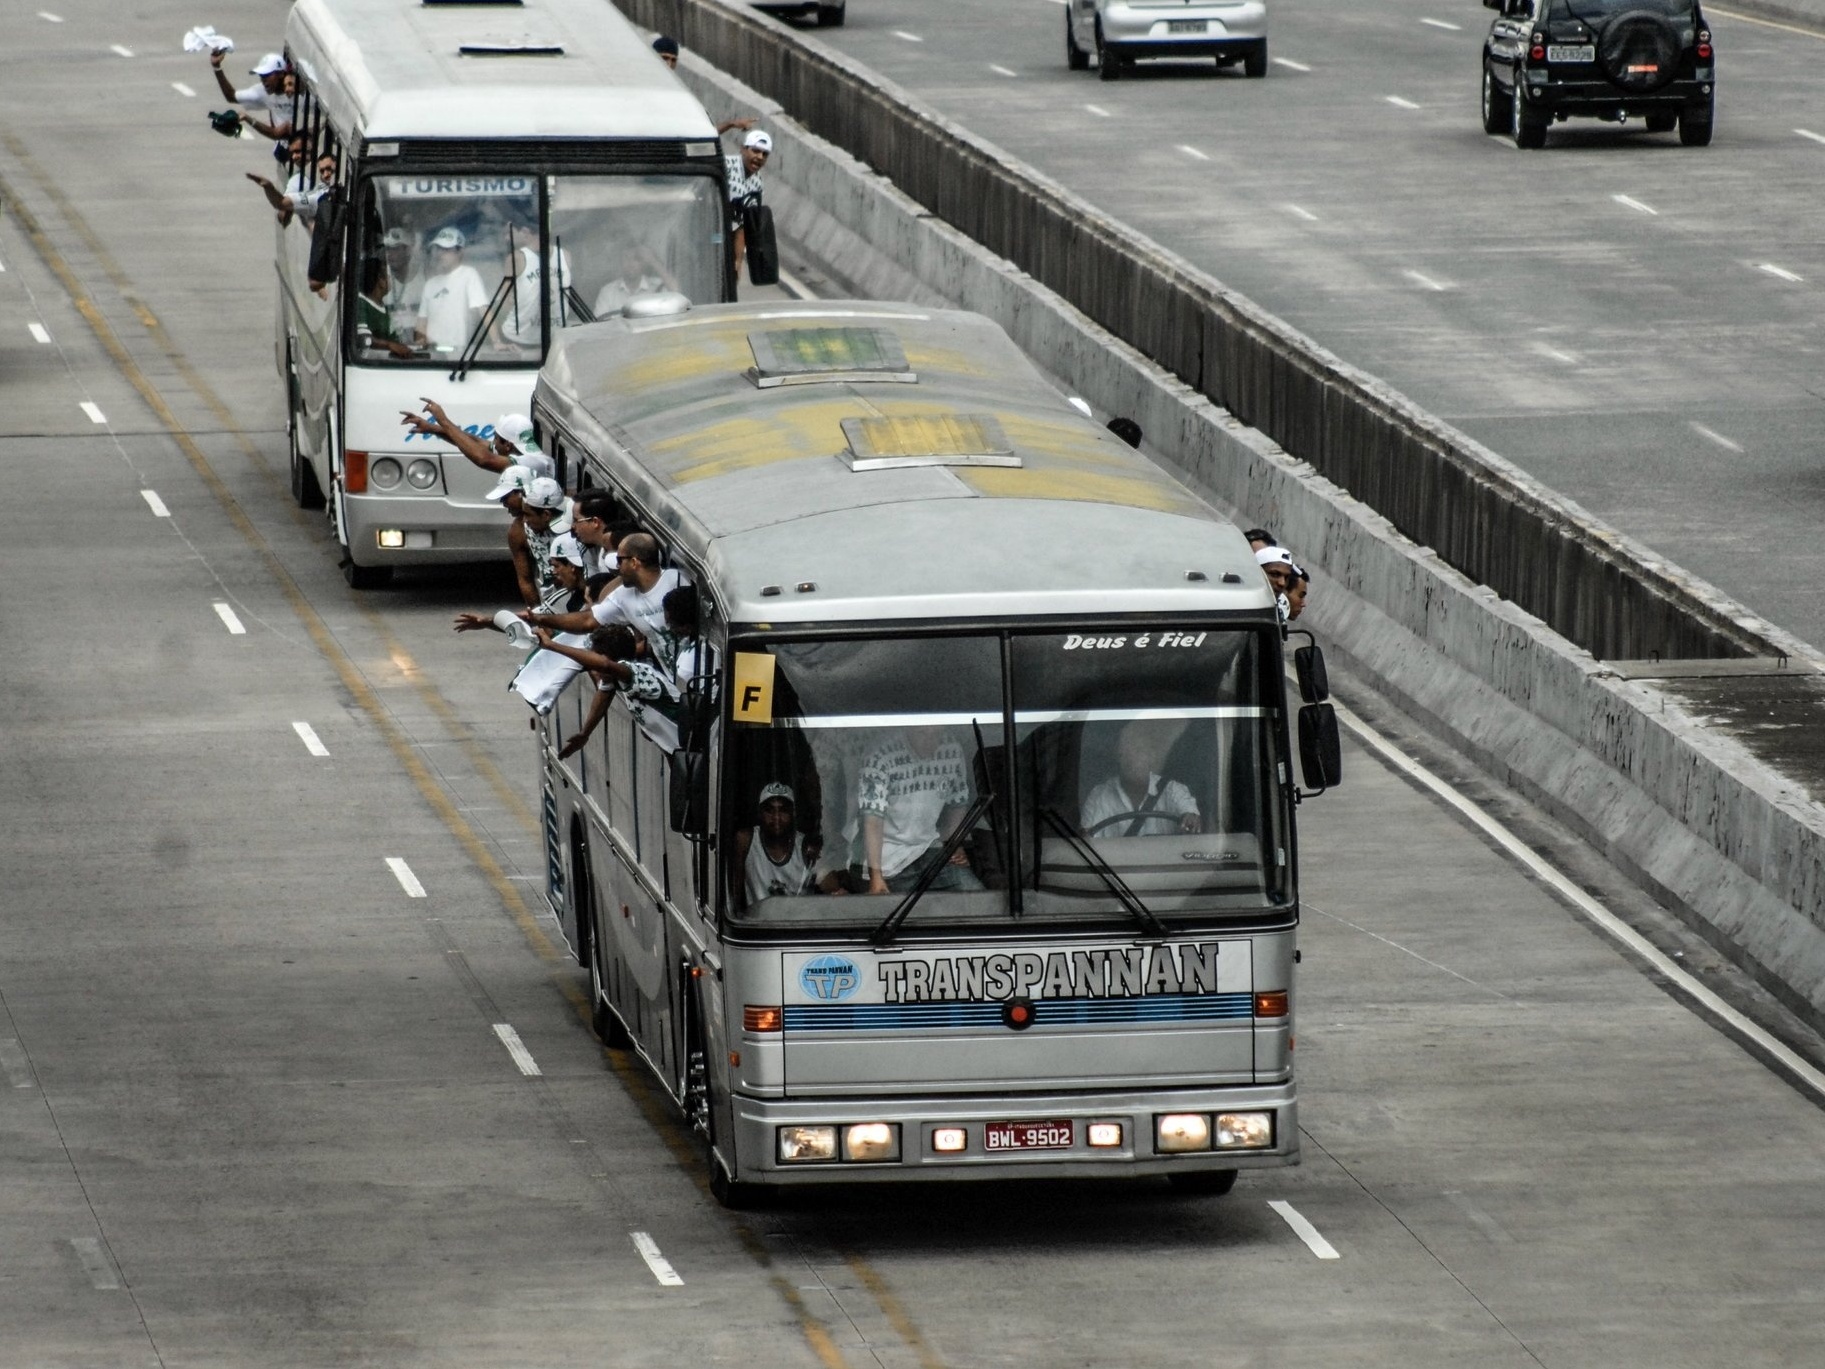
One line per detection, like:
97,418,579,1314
529,299,1343,1205
277,0,732,587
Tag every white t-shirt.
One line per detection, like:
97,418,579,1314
235,85,296,128
500,245,572,347
590,568,684,673
857,736,972,878
1079,773,1200,838
417,263,490,353
385,272,424,337
745,832,814,904
593,273,666,318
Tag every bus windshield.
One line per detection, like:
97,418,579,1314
724,628,1289,933
349,169,722,367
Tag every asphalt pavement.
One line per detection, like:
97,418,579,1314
786,0,1825,652
4,3,1825,1365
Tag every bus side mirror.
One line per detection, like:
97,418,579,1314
668,749,711,837
1297,704,1343,792
1293,643,1329,704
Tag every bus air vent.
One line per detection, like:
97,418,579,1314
428,1,524,8
746,328,916,388
839,415,1020,472
457,38,565,57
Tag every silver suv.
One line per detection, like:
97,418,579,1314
1067,0,1269,81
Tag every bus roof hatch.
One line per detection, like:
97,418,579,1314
747,327,916,388
839,415,1019,471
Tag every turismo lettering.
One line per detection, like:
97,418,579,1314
876,944,1220,1003
386,176,535,198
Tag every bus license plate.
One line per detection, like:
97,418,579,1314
985,1120,1074,1150
1169,19,1206,33
1546,44,1595,62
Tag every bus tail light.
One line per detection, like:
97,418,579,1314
343,449,369,494
743,1005,782,1033
1254,990,1289,1018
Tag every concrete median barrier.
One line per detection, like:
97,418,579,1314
633,2,1825,1027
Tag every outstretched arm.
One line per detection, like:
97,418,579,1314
400,398,505,473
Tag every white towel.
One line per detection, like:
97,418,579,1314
509,633,591,715
183,26,234,53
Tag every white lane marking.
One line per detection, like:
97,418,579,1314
0,1038,36,1089
1613,193,1658,215
1797,128,1825,145
80,401,107,424
1386,95,1421,110
1759,263,1804,282
1274,56,1312,72
1084,103,1113,117
1530,341,1579,364
1333,700,1825,1104
1306,900,1515,999
1445,1191,1517,1244
110,44,135,58
213,602,247,634
1689,421,1743,452
172,81,196,98
292,721,330,757
1268,1201,1340,1259
893,30,924,42
0,255,6,271
492,1023,542,1076
139,489,170,518
631,1232,686,1286
38,11,64,22
1283,204,1319,222
1420,17,1462,29
70,1237,120,1289
387,857,427,898
29,322,51,343
991,64,1018,77
1403,269,1449,291
1178,144,1210,161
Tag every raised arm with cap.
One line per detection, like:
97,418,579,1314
399,399,507,474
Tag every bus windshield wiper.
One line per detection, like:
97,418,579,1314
562,284,597,325
870,721,995,948
1038,806,1167,939
449,275,517,381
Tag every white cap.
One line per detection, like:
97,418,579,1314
252,52,286,76
430,226,465,250
548,533,586,567
1254,545,1296,570
742,129,773,153
381,226,412,248
485,464,535,503
522,476,565,510
758,782,795,807
492,413,535,452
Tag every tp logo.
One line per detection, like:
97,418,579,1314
799,954,860,1001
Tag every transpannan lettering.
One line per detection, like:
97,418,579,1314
875,943,1222,1003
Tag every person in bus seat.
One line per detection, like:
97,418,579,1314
524,532,687,676
497,236,572,349
413,226,490,354
734,784,825,907
354,259,417,359
380,228,424,338
664,585,714,692
592,244,672,317
1079,719,1202,838
398,402,554,481
857,729,985,895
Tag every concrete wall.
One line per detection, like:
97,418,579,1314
619,0,1806,668
645,11,1825,1028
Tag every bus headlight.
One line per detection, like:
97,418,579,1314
369,457,403,489
842,1122,900,1163
406,458,439,489
777,1126,837,1163
1215,1112,1274,1149
1155,1114,1212,1153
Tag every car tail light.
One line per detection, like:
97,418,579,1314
1530,42,1546,61
343,449,369,494
1697,30,1712,58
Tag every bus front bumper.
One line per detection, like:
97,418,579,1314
342,492,512,568
731,1081,1297,1184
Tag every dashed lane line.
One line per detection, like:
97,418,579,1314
172,81,196,97
1613,193,1657,215
493,1023,542,1076
1269,1201,1341,1259
292,721,330,757
892,30,923,42
631,1232,686,1286
1690,421,1743,452
69,1237,120,1289
387,857,427,898
1403,269,1449,291
38,11,63,22
1178,144,1210,161
1084,103,1112,117
1530,341,1579,364
1760,263,1804,282
110,44,134,58
1798,128,1825,144
29,322,50,343
80,400,106,424
990,64,1017,77
1274,56,1312,71
139,489,170,517
1283,204,1319,222
213,602,246,634
1386,95,1421,110
1420,17,1463,29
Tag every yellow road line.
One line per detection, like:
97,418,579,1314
842,1249,949,1369
1708,6,1825,38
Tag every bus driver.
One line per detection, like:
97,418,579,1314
1079,719,1202,838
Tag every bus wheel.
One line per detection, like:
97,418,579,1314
589,943,632,1049
285,352,324,510
710,1159,767,1210
341,555,393,590
1167,1169,1238,1196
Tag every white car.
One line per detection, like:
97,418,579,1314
1067,0,1269,80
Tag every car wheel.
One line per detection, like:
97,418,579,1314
815,2,844,26
1679,93,1714,145
1481,61,1513,136
1511,83,1547,149
1067,10,1089,69
1096,23,1121,80
1644,111,1677,133
1243,41,1267,78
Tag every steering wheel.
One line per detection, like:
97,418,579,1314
1086,811,1166,836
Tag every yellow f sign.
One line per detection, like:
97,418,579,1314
731,652,776,724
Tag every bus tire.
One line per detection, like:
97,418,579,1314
341,554,393,590
1167,1168,1238,1196
710,1159,767,1210
580,854,632,1048
285,347,324,509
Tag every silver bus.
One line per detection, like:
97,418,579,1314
531,300,1340,1204
278,0,731,587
